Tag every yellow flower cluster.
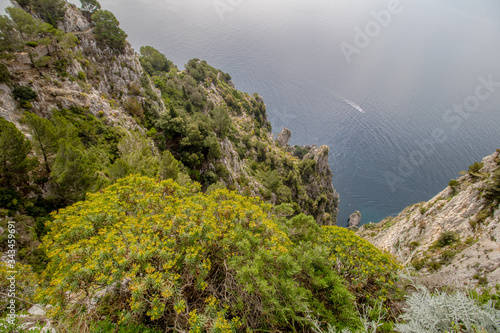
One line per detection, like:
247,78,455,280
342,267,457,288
321,226,401,299
38,175,288,331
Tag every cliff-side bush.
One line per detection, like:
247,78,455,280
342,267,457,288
468,161,484,174
0,63,10,83
320,227,401,307
435,231,459,248
12,85,37,108
485,168,500,205
38,176,360,332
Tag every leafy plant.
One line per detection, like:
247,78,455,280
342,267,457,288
38,176,362,332
435,231,459,248
91,10,127,50
12,85,37,108
468,161,484,174
396,286,500,332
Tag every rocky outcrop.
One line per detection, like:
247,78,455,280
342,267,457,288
358,151,500,289
301,145,340,225
276,127,292,147
348,211,361,228
1,2,164,131
0,1,340,226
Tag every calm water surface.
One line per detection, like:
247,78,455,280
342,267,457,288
3,0,499,225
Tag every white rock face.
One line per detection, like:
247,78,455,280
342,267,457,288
276,127,292,147
1,3,164,132
28,304,46,316
358,151,500,288
348,211,361,228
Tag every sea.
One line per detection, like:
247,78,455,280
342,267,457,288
2,0,500,226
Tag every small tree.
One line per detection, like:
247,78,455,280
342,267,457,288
109,131,158,180
16,0,67,28
91,10,127,51
12,85,37,108
50,138,97,204
211,106,231,138
80,0,101,14
158,150,180,181
4,7,53,73
139,45,172,75
22,112,59,174
468,161,484,174
0,118,37,189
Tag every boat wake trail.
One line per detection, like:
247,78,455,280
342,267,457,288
342,98,366,114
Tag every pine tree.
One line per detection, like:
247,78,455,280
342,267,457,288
91,10,127,51
212,105,231,138
5,7,52,72
22,112,59,174
50,138,97,204
158,150,180,181
0,118,37,189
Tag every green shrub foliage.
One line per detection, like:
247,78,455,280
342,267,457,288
38,176,363,332
91,10,127,50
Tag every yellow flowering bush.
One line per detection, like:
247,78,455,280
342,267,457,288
321,226,401,304
37,175,360,332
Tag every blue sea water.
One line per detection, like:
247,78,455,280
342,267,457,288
2,0,499,226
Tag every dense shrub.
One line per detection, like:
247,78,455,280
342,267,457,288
0,63,10,83
435,231,459,248
320,226,401,305
468,161,484,174
485,168,500,204
91,10,127,50
12,85,37,108
140,46,172,75
38,176,362,332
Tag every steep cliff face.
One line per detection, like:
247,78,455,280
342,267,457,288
1,3,162,131
0,1,339,224
358,151,500,288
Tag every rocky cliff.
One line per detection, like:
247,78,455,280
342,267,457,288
1,3,162,129
358,150,500,289
0,1,339,224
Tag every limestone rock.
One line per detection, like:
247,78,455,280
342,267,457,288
348,211,362,228
59,3,91,32
276,127,292,147
28,305,46,316
358,151,500,288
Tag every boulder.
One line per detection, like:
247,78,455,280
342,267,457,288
348,211,362,228
277,127,292,147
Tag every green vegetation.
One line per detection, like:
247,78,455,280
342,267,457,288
396,287,500,333
37,176,378,332
485,168,500,205
4,3,498,332
468,161,484,174
435,231,459,248
0,118,37,191
0,63,10,82
80,0,101,14
15,0,66,28
12,85,37,108
140,45,173,75
449,179,460,194
91,10,127,50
